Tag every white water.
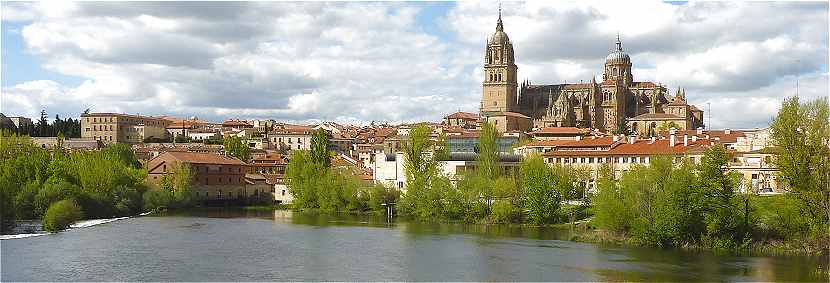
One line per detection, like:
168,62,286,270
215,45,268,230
0,211,153,240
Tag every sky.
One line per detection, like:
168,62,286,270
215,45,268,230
1,1,827,129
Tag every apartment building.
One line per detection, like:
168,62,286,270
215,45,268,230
81,112,171,144
146,151,249,201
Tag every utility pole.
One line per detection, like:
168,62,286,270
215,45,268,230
707,102,711,131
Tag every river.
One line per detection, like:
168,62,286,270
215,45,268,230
2,209,827,281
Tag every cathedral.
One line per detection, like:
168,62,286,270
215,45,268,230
480,10,704,136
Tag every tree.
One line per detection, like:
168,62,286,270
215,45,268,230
770,96,830,242
223,135,251,162
286,150,322,209
658,121,681,132
520,154,559,224
612,117,631,136
36,109,49,137
399,125,447,219
42,199,84,232
311,129,331,168
476,121,500,212
697,145,747,248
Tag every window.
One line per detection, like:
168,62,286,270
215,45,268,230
163,164,167,172
282,190,286,196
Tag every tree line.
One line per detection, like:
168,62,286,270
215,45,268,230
1,110,82,138
0,130,198,232
286,129,399,213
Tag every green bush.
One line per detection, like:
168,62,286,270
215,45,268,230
34,177,80,218
490,200,520,223
142,188,172,211
42,199,84,232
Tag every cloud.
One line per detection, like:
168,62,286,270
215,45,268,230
1,1,827,129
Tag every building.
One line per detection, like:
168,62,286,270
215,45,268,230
269,125,314,151
145,151,250,201
30,137,103,151
541,131,713,192
443,111,480,129
528,127,592,141
7,116,33,131
81,112,171,144
373,151,522,191
481,9,704,134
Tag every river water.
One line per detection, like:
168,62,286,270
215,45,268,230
2,209,827,281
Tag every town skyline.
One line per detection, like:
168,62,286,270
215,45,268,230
2,1,828,129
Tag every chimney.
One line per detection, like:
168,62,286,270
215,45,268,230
724,128,731,135
628,135,636,144
613,135,619,142
669,128,676,147
696,127,703,135
649,136,656,144
692,135,698,142
683,134,688,147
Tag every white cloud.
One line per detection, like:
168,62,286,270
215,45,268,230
1,1,827,129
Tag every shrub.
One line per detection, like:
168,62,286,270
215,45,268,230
490,200,520,223
142,188,172,211
42,199,84,232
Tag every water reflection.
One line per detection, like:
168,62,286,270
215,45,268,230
8,207,820,282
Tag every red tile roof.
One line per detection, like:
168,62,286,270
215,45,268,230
160,152,246,165
446,111,479,120
557,137,617,148
524,140,575,147
543,139,712,157
530,127,589,136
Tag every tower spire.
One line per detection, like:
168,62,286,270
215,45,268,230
496,3,504,31
615,31,622,51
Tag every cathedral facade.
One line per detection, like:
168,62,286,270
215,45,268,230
480,11,704,136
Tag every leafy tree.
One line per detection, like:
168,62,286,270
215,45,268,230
103,143,141,168
770,96,830,241
311,129,331,168
42,199,84,232
223,135,251,162
658,121,681,132
591,163,634,233
286,150,322,209
520,154,559,224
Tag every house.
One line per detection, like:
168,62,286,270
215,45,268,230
145,152,251,201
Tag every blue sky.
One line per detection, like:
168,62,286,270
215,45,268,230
2,22,83,86
1,1,827,129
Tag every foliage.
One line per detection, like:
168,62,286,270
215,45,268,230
311,129,331,168
103,143,142,168
520,154,559,224
13,110,81,138
477,121,500,180
0,130,148,231
591,164,633,233
770,96,830,238
658,121,681,132
42,199,84,232
142,188,173,211
223,135,251,162
612,117,632,135
158,162,195,208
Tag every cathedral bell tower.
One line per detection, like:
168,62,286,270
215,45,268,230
603,34,633,85
481,7,518,114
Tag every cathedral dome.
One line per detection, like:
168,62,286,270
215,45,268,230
605,34,630,64
490,30,510,45
489,8,510,45
606,50,630,63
